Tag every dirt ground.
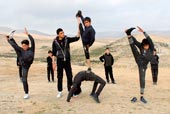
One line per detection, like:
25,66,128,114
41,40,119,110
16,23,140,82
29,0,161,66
0,58,170,114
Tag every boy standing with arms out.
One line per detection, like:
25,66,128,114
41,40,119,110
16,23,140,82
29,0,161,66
47,50,54,82
76,10,96,72
52,27,80,98
151,49,159,85
125,26,154,104
99,48,116,84
6,28,35,99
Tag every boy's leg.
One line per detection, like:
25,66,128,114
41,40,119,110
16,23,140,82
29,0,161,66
57,60,64,92
51,67,54,82
19,65,22,79
95,79,106,97
83,45,91,71
104,66,109,83
128,36,140,63
67,86,76,102
47,67,50,82
22,67,29,94
64,61,73,91
108,66,115,83
90,81,98,95
153,68,158,84
138,66,146,94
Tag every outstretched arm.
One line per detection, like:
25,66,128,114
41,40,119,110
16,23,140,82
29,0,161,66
24,28,35,52
137,26,154,51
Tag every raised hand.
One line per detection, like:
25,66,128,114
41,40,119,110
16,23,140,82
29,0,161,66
137,26,144,33
24,27,29,35
77,17,81,24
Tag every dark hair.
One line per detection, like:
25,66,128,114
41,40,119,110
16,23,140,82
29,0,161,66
21,40,29,45
105,47,110,50
141,39,149,46
84,17,91,22
154,48,157,51
48,50,52,54
56,28,63,35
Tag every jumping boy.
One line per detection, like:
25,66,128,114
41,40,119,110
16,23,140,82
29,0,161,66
150,49,159,85
6,28,35,99
76,10,96,72
125,26,154,104
67,71,106,103
99,48,115,84
47,50,54,82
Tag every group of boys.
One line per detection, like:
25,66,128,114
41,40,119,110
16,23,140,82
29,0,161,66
4,11,159,104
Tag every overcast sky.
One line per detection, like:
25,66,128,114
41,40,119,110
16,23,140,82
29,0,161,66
0,0,169,34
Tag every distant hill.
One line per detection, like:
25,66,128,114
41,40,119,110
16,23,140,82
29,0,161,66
1,26,170,39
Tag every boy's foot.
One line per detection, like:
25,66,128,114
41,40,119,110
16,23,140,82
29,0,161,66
140,96,147,104
90,93,94,97
23,94,30,99
153,82,157,85
87,67,92,73
107,80,110,83
73,94,78,97
92,94,100,103
112,81,116,84
125,27,136,35
57,92,62,98
131,97,137,103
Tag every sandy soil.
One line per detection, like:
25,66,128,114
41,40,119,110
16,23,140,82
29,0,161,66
0,57,170,114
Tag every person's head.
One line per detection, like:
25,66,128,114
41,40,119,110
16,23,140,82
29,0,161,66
141,39,150,50
56,28,65,39
21,40,29,51
48,50,53,56
84,17,91,27
105,47,110,55
153,48,157,55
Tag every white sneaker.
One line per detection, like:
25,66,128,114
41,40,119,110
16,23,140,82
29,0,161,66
57,92,62,98
23,94,30,99
73,94,78,97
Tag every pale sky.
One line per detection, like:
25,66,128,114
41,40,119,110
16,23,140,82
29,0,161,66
0,0,169,34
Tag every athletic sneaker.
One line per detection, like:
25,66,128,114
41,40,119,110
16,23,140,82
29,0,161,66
87,67,92,73
23,94,30,99
131,97,137,103
112,81,116,84
93,95,100,103
73,94,78,97
57,92,62,98
140,96,147,104
125,27,136,36
90,93,94,97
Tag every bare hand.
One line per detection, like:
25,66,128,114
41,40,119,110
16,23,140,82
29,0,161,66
137,26,144,33
24,27,29,35
77,17,81,24
5,35,9,40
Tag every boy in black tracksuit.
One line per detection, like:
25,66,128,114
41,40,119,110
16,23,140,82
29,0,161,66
150,49,159,85
47,50,54,82
76,10,96,72
52,28,80,98
99,48,115,84
6,28,35,99
125,26,154,104
67,71,106,103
